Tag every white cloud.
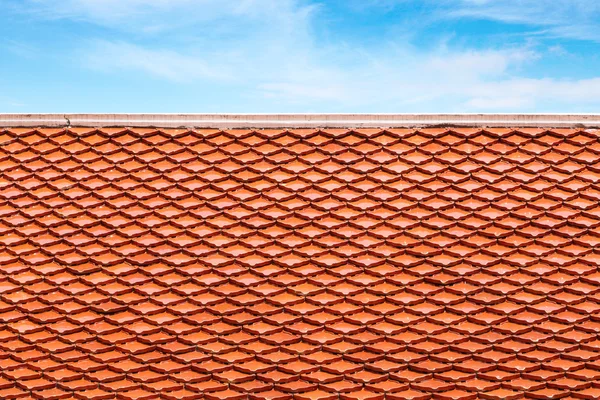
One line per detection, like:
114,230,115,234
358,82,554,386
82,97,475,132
453,0,600,25
448,0,600,42
84,40,231,81
465,78,600,110
22,0,220,25
18,0,316,34
10,0,600,112
252,44,600,111
1,39,38,59
77,5,600,112
351,0,600,42
0,94,25,108
75,0,320,86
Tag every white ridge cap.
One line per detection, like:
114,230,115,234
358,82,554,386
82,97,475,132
1,113,600,128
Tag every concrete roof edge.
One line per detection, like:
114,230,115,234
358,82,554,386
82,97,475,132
1,114,600,128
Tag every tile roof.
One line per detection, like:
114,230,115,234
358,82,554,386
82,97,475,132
1,125,600,400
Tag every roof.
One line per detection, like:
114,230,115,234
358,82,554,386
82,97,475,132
2,117,600,400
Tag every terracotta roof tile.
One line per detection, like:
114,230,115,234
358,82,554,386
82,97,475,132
1,126,600,398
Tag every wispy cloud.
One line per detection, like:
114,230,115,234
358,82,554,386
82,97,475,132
464,78,600,110
83,35,600,112
84,40,231,82
452,0,600,41
5,0,600,112
19,0,219,27
454,0,600,25
350,0,600,42
16,0,316,34
255,46,600,112
0,94,26,108
1,39,38,59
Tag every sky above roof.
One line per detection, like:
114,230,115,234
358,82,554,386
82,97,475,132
1,0,600,113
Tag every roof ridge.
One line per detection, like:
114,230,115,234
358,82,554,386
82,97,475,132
2,113,600,128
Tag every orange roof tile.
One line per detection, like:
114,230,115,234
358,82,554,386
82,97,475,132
1,125,600,399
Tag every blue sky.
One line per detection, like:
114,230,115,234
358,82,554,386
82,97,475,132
1,0,600,113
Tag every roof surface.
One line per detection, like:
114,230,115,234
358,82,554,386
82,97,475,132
2,124,600,400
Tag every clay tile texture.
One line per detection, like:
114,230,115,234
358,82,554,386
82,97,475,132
3,118,600,400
